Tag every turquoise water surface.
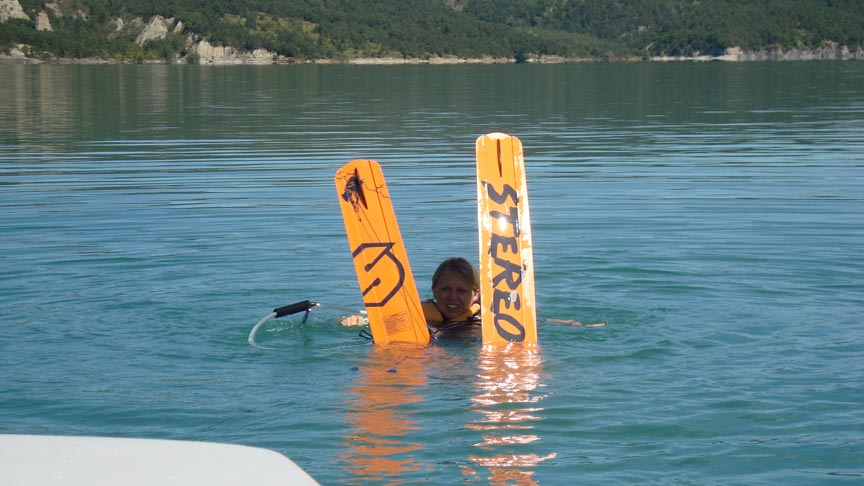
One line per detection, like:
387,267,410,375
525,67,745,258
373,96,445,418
1,62,862,484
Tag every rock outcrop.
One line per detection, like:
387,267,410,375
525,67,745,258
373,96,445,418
126,15,279,64
729,45,864,61
0,0,28,21
35,10,51,31
135,16,175,45
653,45,864,62
192,39,278,64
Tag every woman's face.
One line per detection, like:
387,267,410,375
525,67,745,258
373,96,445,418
432,270,479,321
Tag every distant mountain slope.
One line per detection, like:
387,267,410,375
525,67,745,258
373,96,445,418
1,0,862,62
459,0,864,56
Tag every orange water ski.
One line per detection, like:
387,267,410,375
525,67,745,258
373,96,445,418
335,160,430,345
475,133,537,345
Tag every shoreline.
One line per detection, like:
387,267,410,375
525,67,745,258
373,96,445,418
2,48,863,66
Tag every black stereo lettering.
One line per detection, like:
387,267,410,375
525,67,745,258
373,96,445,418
490,206,520,237
494,313,526,342
485,182,518,205
491,288,522,313
492,257,522,290
490,233,518,258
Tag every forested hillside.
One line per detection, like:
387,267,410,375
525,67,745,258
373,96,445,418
461,0,864,56
2,0,862,62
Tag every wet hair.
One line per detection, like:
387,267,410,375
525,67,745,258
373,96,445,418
431,257,480,291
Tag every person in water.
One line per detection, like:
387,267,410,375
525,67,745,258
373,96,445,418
422,257,600,332
341,256,598,330
339,257,480,330
422,257,482,335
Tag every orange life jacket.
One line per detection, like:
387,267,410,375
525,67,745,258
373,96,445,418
422,300,481,324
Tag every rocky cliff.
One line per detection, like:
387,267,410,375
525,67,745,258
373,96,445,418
0,0,28,22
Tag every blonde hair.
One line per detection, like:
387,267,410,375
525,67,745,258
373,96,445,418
431,257,480,291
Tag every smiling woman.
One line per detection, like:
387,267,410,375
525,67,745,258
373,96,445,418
425,257,481,325
339,257,482,334
341,256,601,335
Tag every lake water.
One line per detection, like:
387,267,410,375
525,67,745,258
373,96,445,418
1,62,862,484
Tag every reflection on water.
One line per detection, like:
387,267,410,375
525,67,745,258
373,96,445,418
339,343,552,483
340,345,434,482
465,344,554,485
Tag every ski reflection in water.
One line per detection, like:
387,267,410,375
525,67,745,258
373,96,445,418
340,345,433,481
464,344,555,485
